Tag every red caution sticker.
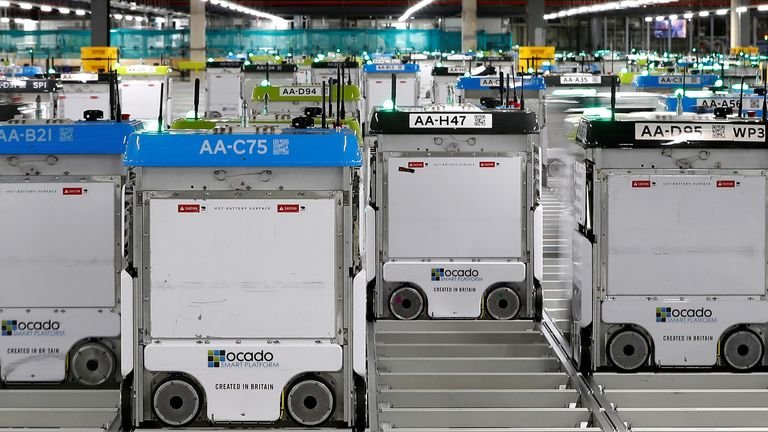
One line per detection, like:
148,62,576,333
277,204,300,213
408,161,425,168
63,187,83,195
479,161,496,168
178,204,201,213
716,180,736,188
632,180,652,188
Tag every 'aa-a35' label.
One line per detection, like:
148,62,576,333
409,113,492,129
635,123,766,142
560,75,602,85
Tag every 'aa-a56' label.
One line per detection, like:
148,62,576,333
409,113,492,129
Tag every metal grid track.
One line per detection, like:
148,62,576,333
370,319,603,432
590,372,768,431
0,389,118,430
540,188,573,337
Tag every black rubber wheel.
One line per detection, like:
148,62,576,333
285,377,335,427
533,281,544,322
353,373,367,432
608,329,650,372
69,342,116,386
722,329,764,371
485,286,521,320
389,286,425,320
152,378,202,427
120,371,134,432
366,279,376,322
578,326,593,375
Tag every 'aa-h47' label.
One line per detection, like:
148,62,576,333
409,113,492,129
635,123,766,142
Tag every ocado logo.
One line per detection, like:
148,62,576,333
207,349,278,368
430,268,482,282
656,307,714,323
1,319,63,336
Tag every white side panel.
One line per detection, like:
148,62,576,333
607,175,766,297
148,198,338,339
0,182,117,308
367,77,419,113
573,161,586,225
144,341,342,422
120,81,163,121
603,298,768,366
121,271,134,377
0,309,119,382
352,271,366,377
387,157,523,259
59,93,111,120
383,262,526,318
571,232,592,327
364,205,376,281
533,206,543,281
206,73,242,115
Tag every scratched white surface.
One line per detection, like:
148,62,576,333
607,174,766,297
147,198,338,339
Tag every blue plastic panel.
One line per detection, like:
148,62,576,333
125,129,362,167
363,63,420,73
0,120,142,155
632,74,719,89
457,76,546,91
666,94,765,116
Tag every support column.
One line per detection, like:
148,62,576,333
590,17,602,51
731,0,750,48
624,17,630,54
526,0,546,46
90,1,110,46
190,0,206,61
461,0,477,51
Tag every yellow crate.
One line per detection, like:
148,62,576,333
730,46,759,56
81,46,118,60
518,46,555,71
81,59,116,73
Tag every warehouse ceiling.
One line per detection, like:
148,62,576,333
9,0,746,20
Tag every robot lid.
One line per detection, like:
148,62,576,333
0,78,58,93
363,63,420,74
243,63,298,73
124,128,362,167
115,65,171,76
0,119,142,155
252,84,361,102
54,73,113,83
576,112,768,149
205,60,244,69
368,105,539,135
456,75,546,91
632,73,719,88
311,61,360,69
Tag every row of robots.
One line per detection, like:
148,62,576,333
1,51,768,429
